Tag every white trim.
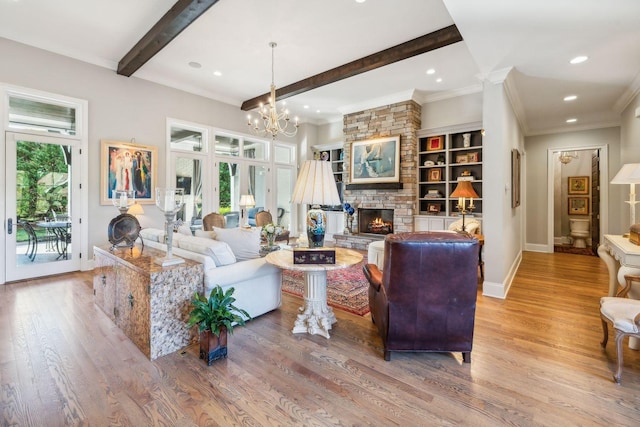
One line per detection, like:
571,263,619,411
418,83,482,104
337,90,417,116
482,250,522,299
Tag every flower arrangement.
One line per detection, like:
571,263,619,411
261,222,283,246
343,203,356,233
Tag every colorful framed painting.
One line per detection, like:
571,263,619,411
568,176,589,195
100,140,157,205
568,197,589,215
350,136,400,184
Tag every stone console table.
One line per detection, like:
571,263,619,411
93,245,204,360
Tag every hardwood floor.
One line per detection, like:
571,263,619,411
1,251,639,426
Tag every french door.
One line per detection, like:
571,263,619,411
4,132,81,281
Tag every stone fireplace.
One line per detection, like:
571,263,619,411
358,208,394,235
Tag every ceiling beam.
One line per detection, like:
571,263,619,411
241,24,463,111
117,0,220,77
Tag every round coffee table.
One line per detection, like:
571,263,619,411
266,248,362,338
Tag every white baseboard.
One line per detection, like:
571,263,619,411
482,250,522,299
524,243,551,253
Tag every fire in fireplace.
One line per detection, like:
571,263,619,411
358,208,394,235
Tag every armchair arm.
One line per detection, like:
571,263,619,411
363,263,382,292
620,274,640,297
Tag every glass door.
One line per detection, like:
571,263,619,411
5,132,81,281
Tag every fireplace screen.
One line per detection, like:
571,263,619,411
358,209,394,235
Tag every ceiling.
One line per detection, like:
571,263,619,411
1,0,639,136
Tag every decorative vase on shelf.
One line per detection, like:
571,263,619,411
154,187,185,266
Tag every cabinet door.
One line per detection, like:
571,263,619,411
115,267,151,358
93,253,117,322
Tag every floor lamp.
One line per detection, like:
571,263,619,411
291,160,341,248
611,163,640,229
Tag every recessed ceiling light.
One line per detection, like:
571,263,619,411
566,118,578,123
436,78,443,83
355,0,366,3
569,56,588,64
564,95,577,101
213,70,222,77
188,61,202,69
303,105,309,109
316,110,321,113
426,68,436,75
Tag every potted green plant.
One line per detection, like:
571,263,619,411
187,285,250,365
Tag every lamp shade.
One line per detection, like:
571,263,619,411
127,202,145,216
450,180,479,199
291,160,341,206
239,194,256,207
611,163,640,184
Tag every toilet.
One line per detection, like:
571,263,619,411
569,218,590,248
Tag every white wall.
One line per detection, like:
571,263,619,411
525,127,621,243
0,37,309,258
316,121,344,146
481,77,524,299
421,92,483,129
618,91,640,228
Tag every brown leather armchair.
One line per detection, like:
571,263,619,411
363,232,479,362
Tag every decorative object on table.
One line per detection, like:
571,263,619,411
261,222,283,248
112,189,135,214
293,248,336,264
629,224,640,245
187,286,250,365
568,196,589,215
239,194,256,227
154,187,185,266
450,180,479,232
463,133,471,147
343,202,355,234
246,42,299,139
426,135,444,151
568,176,589,195
107,214,142,250
350,136,400,184
100,139,157,205
291,160,341,248
612,164,640,231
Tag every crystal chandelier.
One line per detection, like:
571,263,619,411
247,42,298,139
559,151,578,164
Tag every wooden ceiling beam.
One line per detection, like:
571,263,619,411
240,24,462,111
117,0,220,77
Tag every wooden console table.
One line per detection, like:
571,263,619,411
93,245,204,360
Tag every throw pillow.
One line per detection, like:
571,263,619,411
175,235,236,266
213,226,262,261
194,229,217,240
177,224,192,236
139,228,165,243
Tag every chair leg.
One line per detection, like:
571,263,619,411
614,330,626,383
462,352,471,363
601,318,609,348
384,349,391,361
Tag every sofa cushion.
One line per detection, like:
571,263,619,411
194,229,217,240
140,228,165,243
175,235,236,266
213,226,261,261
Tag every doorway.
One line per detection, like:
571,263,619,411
546,145,609,254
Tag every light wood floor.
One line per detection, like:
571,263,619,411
1,251,639,426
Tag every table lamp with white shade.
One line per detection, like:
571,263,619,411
611,163,640,228
239,194,256,227
291,160,341,248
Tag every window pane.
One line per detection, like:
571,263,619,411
9,96,76,136
215,135,240,157
175,157,203,224
274,144,294,164
244,139,267,161
171,126,204,152
248,165,267,209
219,161,239,227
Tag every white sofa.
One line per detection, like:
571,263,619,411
139,227,282,320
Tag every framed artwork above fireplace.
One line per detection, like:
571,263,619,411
350,136,400,184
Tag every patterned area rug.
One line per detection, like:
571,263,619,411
554,245,595,256
282,259,370,316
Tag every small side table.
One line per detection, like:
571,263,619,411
265,248,362,338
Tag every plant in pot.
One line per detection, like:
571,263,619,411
187,285,250,365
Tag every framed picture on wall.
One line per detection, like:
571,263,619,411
426,136,444,151
350,136,400,184
100,140,157,205
568,176,589,195
568,197,589,215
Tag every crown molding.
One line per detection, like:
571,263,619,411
417,83,482,104
613,70,640,113
337,90,418,116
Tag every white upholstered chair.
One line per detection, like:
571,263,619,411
600,274,640,383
